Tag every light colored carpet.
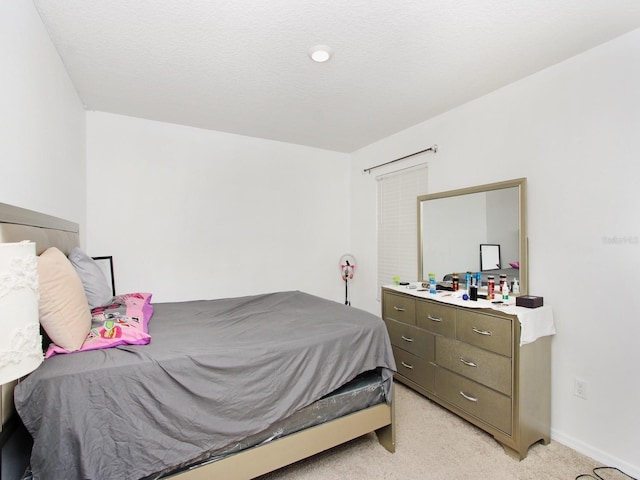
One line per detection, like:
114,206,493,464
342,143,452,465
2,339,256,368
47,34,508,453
256,383,624,480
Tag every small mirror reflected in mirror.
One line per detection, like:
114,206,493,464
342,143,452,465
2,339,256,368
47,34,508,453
480,244,501,271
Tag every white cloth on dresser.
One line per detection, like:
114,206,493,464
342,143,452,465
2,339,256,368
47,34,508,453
500,304,555,345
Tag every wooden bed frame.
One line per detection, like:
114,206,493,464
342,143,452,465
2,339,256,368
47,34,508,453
0,202,395,480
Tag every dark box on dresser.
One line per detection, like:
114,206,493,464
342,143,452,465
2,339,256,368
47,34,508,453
516,295,544,308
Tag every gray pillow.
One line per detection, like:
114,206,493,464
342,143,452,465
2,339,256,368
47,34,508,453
68,246,113,309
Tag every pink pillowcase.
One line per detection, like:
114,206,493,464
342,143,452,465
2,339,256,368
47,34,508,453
45,293,154,358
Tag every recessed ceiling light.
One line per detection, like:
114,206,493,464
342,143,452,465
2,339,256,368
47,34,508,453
309,45,332,63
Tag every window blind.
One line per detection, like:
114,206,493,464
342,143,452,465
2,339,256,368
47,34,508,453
376,164,428,299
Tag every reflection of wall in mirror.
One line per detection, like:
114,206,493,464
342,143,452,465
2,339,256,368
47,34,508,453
486,189,519,267
422,192,486,280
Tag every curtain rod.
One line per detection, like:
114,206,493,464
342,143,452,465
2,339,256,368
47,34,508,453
363,144,438,174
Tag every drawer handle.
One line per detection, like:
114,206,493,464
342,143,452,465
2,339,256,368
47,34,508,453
427,315,442,322
393,306,406,312
459,391,478,402
401,335,414,343
459,357,478,368
472,327,492,336
400,361,414,370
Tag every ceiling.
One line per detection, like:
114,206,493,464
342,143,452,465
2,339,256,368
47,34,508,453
33,0,640,153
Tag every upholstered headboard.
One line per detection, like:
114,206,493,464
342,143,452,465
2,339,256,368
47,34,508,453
0,203,79,255
0,202,80,430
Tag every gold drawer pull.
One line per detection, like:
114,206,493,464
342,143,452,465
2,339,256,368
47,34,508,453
427,315,442,322
459,357,478,368
393,306,406,312
401,335,414,343
459,391,478,402
400,361,414,370
472,327,492,336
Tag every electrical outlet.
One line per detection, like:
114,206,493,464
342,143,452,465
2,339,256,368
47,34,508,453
574,378,588,400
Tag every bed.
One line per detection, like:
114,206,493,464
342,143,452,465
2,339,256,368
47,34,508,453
0,202,396,480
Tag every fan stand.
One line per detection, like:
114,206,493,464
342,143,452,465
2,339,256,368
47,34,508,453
344,273,350,306
339,255,356,306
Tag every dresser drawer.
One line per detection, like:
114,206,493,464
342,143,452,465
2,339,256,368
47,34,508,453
383,292,416,325
436,368,512,435
416,299,456,337
393,347,435,393
456,310,512,357
385,318,435,361
435,336,512,395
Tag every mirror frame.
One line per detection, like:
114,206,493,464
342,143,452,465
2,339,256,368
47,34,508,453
417,178,528,295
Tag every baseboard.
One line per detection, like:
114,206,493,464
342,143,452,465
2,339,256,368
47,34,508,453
551,428,639,479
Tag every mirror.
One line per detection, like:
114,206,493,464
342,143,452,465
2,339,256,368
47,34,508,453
418,178,527,295
479,244,501,271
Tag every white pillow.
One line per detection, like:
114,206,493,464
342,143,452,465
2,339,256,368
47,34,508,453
37,247,92,352
68,246,113,309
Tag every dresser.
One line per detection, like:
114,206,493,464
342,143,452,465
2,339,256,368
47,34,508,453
382,286,552,459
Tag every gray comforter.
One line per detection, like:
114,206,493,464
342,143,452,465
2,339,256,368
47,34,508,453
15,291,395,480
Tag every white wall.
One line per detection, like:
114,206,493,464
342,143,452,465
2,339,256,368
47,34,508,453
350,29,640,476
4,2,639,473
86,112,350,303
0,1,86,226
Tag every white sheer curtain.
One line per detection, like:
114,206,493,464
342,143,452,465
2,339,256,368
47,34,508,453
376,164,428,299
